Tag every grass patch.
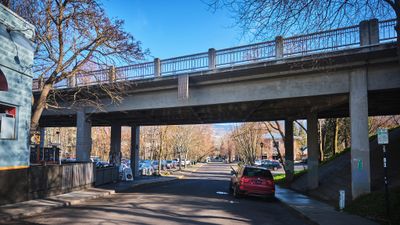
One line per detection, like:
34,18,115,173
320,147,350,166
344,187,400,225
273,169,307,185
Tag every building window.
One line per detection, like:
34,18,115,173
0,69,8,91
0,104,17,139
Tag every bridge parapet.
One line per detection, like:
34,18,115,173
32,18,397,91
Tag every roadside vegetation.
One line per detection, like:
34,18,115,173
273,170,307,186
345,187,400,225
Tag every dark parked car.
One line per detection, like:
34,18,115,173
260,160,282,171
230,166,275,199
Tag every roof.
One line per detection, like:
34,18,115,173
0,4,35,40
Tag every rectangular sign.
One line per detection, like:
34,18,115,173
377,128,389,145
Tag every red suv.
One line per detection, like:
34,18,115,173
230,165,275,199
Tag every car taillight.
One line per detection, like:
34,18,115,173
240,176,250,184
265,179,273,186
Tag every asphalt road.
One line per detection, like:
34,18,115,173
10,163,311,225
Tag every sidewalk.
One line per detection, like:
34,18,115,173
0,175,179,222
275,186,379,225
170,163,205,177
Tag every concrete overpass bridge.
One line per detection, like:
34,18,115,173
35,19,400,199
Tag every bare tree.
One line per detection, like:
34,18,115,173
7,0,146,131
208,0,398,41
231,123,263,165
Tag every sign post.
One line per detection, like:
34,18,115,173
377,128,390,220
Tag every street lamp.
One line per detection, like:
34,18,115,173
260,142,264,160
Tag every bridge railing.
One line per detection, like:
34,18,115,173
160,52,208,76
215,40,276,67
379,19,397,42
283,25,360,57
32,18,397,91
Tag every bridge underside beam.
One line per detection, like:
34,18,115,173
39,89,400,127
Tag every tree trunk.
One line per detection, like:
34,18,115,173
334,118,339,154
31,84,52,131
318,120,325,162
396,17,400,64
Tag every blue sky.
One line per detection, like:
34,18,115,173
101,0,244,60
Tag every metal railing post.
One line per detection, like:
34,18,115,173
275,36,284,58
154,58,161,77
208,48,216,69
108,66,116,83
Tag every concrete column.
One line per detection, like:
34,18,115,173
307,113,319,190
284,119,294,184
359,20,370,46
350,68,370,199
154,58,161,77
39,127,45,148
369,19,379,45
110,123,122,166
67,76,76,88
108,66,116,83
76,109,92,161
130,125,140,178
359,19,379,46
208,48,216,69
275,36,284,59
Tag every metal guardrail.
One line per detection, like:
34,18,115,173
283,25,360,56
161,52,208,76
216,40,276,67
32,19,397,91
379,19,397,42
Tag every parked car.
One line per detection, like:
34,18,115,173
139,160,154,175
165,160,174,169
229,165,275,199
96,161,112,168
172,159,178,168
260,160,282,171
254,160,262,166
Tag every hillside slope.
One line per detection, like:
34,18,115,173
291,127,400,204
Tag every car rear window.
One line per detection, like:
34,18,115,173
243,167,273,179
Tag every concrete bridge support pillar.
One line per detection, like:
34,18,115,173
284,119,294,184
307,113,319,190
130,125,140,178
350,68,371,199
110,123,122,166
39,127,45,148
76,109,92,161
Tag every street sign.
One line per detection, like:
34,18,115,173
377,127,390,219
377,128,389,145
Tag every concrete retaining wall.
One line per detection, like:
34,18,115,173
94,167,119,187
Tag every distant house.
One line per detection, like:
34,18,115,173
261,133,306,161
0,4,35,170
